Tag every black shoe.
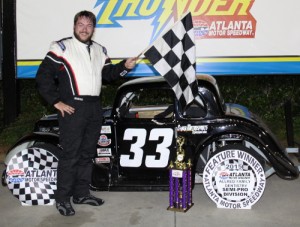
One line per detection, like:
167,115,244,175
56,201,75,216
73,194,105,206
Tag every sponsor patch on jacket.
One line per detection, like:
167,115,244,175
120,70,128,77
177,124,208,134
97,148,112,156
57,41,66,51
98,135,111,146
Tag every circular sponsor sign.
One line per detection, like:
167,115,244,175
193,20,209,38
6,148,58,206
203,148,266,209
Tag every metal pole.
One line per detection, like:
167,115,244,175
2,0,19,126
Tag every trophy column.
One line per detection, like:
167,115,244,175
167,136,194,212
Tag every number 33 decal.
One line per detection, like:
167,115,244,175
120,128,173,168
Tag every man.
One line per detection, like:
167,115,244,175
36,10,137,216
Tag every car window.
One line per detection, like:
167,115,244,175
117,88,174,119
182,96,207,118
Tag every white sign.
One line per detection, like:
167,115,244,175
172,169,183,178
16,0,300,77
203,149,266,209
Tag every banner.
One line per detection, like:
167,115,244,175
16,0,300,78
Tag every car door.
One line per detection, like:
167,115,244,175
114,87,177,183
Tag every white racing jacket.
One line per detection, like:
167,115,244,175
36,36,130,106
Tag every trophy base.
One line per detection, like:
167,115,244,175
167,203,194,213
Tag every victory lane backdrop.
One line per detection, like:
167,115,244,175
16,0,300,78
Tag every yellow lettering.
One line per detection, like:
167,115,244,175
97,0,118,25
189,0,212,16
115,0,139,17
207,0,252,16
176,0,189,18
140,0,161,16
230,0,252,15
207,0,227,15
155,0,176,32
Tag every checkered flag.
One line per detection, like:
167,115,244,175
144,12,198,109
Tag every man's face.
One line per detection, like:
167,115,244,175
74,16,94,43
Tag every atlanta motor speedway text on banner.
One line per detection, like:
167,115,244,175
16,0,300,78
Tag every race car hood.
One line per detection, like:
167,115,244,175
225,103,252,119
225,103,273,133
225,103,263,125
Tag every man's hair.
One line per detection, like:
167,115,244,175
74,10,96,27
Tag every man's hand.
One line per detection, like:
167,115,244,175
54,101,75,117
125,57,138,69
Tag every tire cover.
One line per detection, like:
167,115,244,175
6,148,58,206
203,148,266,209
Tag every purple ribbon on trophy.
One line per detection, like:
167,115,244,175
167,136,193,212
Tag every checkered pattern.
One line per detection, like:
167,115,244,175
6,148,58,206
144,12,198,109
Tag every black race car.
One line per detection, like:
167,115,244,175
2,74,299,206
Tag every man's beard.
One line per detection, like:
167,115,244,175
74,31,93,44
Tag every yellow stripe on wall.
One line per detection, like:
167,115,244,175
18,56,300,67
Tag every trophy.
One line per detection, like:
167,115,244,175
167,136,193,212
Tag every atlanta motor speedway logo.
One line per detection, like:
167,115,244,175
203,148,266,209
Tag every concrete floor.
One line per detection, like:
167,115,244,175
1,162,300,227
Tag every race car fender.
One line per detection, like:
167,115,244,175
4,132,60,165
193,122,299,180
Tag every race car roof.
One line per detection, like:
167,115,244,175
121,74,215,89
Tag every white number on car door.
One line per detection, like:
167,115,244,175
120,128,173,168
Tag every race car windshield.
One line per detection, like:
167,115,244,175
117,88,175,119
